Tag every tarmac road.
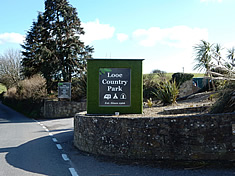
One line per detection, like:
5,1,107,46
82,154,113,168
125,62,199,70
0,103,72,176
0,102,234,176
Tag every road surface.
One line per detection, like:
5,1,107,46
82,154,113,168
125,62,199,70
0,102,234,176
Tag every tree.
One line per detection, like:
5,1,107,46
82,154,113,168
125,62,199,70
193,40,214,90
21,12,46,78
151,69,167,82
193,40,235,88
21,0,94,91
227,47,235,66
0,49,22,89
213,43,223,66
193,40,213,72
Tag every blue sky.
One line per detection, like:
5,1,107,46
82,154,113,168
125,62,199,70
0,0,235,73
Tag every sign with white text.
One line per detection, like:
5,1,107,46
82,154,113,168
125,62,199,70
99,68,131,106
58,82,71,99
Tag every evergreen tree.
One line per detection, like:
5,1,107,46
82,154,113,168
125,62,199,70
21,0,93,91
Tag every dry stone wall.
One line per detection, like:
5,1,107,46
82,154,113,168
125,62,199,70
43,100,86,118
74,113,235,161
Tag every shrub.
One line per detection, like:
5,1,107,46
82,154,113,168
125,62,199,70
210,82,235,113
5,74,47,100
153,80,179,105
172,72,194,87
3,75,47,118
151,69,167,82
71,74,87,101
143,74,158,100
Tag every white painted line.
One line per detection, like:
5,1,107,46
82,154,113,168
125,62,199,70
40,123,44,126
69,168,79,176
45,128,49,132
49,133,53,136
42,126,46,129
62,154,69,161
56,144,63,150
52,138,58,143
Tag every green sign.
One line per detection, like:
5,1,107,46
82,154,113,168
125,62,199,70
87,59,144,114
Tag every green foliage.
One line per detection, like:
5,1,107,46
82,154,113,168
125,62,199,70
153,80,179,105
71,73,87,101
99,68,112,75
146,98,153,108
2,75,47,118
210,82,235,113
171,72,194,87
152,69,167,82
21,0,94,92
143,74,158,100
0,83,6,94
193,40,213,72
193,40,235,91
5,74,47,101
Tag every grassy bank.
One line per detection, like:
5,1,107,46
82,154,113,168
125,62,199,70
0,83,6,94
144,73,205,82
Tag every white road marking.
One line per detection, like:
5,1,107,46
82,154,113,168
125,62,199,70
52,138,58,143
62,154,69,161
36,120,78,176
69,168,79,176
56,144,63,150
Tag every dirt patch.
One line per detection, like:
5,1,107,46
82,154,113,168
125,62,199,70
118,91,218,118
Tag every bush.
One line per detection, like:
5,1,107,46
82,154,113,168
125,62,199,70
71,74,87,101
3,75,47,118
210,82,235,113
153,80,179,105
143,74,158,100
5,74,47,100
172,72,194,87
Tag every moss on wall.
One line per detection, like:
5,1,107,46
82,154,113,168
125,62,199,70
87,59,143,114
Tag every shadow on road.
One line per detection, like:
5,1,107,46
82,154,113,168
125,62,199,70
0,132,72,176
0,103,33,124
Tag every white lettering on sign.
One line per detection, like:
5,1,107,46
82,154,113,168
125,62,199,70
107,86,123,92
102,79,128,86
107,72,123,78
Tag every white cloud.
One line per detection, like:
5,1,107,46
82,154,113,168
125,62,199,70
143,49,195,74
0,33,25,45
81,19,115,45
223,41,235,49
132,26,208,48
117,33,128,42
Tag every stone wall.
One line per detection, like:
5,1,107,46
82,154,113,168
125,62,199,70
74,113,235,161
43,100,86,118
